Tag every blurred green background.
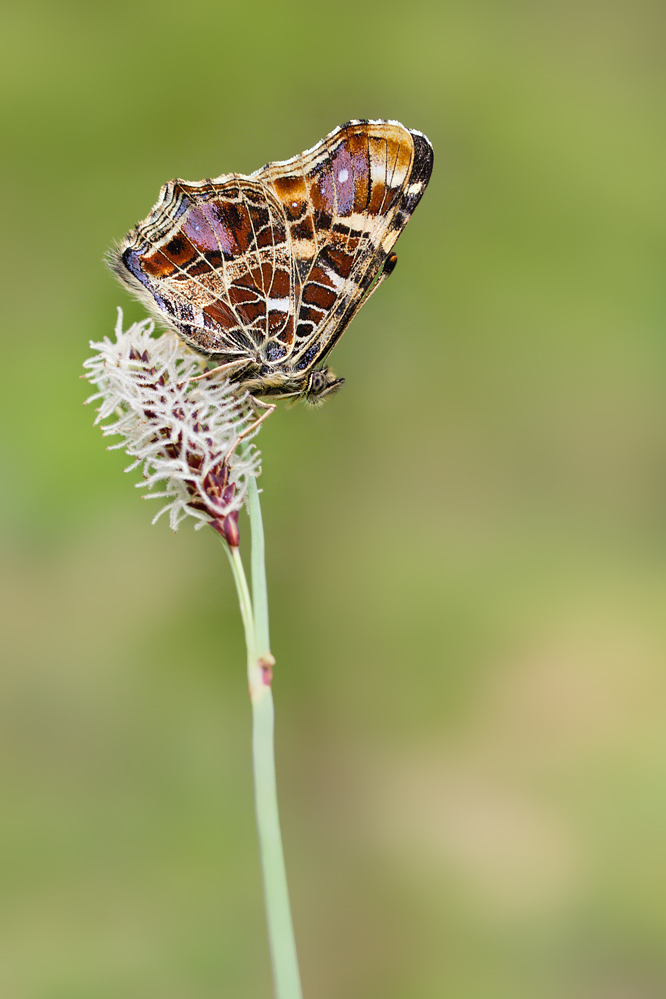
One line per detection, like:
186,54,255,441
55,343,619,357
2,0,665,996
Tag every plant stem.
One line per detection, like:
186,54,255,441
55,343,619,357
248,474,270,659
221,480,303,999
251,681,302,999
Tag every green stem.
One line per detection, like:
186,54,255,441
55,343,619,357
251,683,302,999
221,480,303,999
248,476,270,659
224,544,256,667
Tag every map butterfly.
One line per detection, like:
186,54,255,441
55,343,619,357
110,120,434,404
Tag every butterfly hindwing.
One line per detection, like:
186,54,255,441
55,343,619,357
114,178,295,363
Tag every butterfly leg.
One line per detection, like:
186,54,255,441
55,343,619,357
224,396,276,465
189,360,245,383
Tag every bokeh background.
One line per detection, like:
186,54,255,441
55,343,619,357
2,1,665,996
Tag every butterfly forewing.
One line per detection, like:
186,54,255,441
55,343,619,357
111,119,433,398
258,121,429,370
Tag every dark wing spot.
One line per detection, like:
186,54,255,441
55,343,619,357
265,341,287,361
295,344,320,371
382,252,398,276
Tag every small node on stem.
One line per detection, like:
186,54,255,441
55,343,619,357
259,653,276,685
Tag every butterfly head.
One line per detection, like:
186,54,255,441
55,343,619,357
303,367,345,407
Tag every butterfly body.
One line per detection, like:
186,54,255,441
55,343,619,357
110,120,433,402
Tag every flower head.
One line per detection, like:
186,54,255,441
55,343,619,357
84,310,262,541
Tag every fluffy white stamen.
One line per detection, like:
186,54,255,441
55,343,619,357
83,310,261,531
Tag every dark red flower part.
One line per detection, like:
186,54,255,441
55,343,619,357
221,482,236,506
125,353,243,531
223,512,240,547
211,510,240,547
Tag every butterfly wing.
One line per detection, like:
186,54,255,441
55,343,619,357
255,119,434,374
111,175,296,367
110,120,433,386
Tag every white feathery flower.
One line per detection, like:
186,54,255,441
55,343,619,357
83,309,262,539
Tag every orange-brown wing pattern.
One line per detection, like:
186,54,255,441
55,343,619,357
111,177,294,363
257,120,433,371
110,120,433,396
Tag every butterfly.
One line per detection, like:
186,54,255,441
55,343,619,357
110,119,433,405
